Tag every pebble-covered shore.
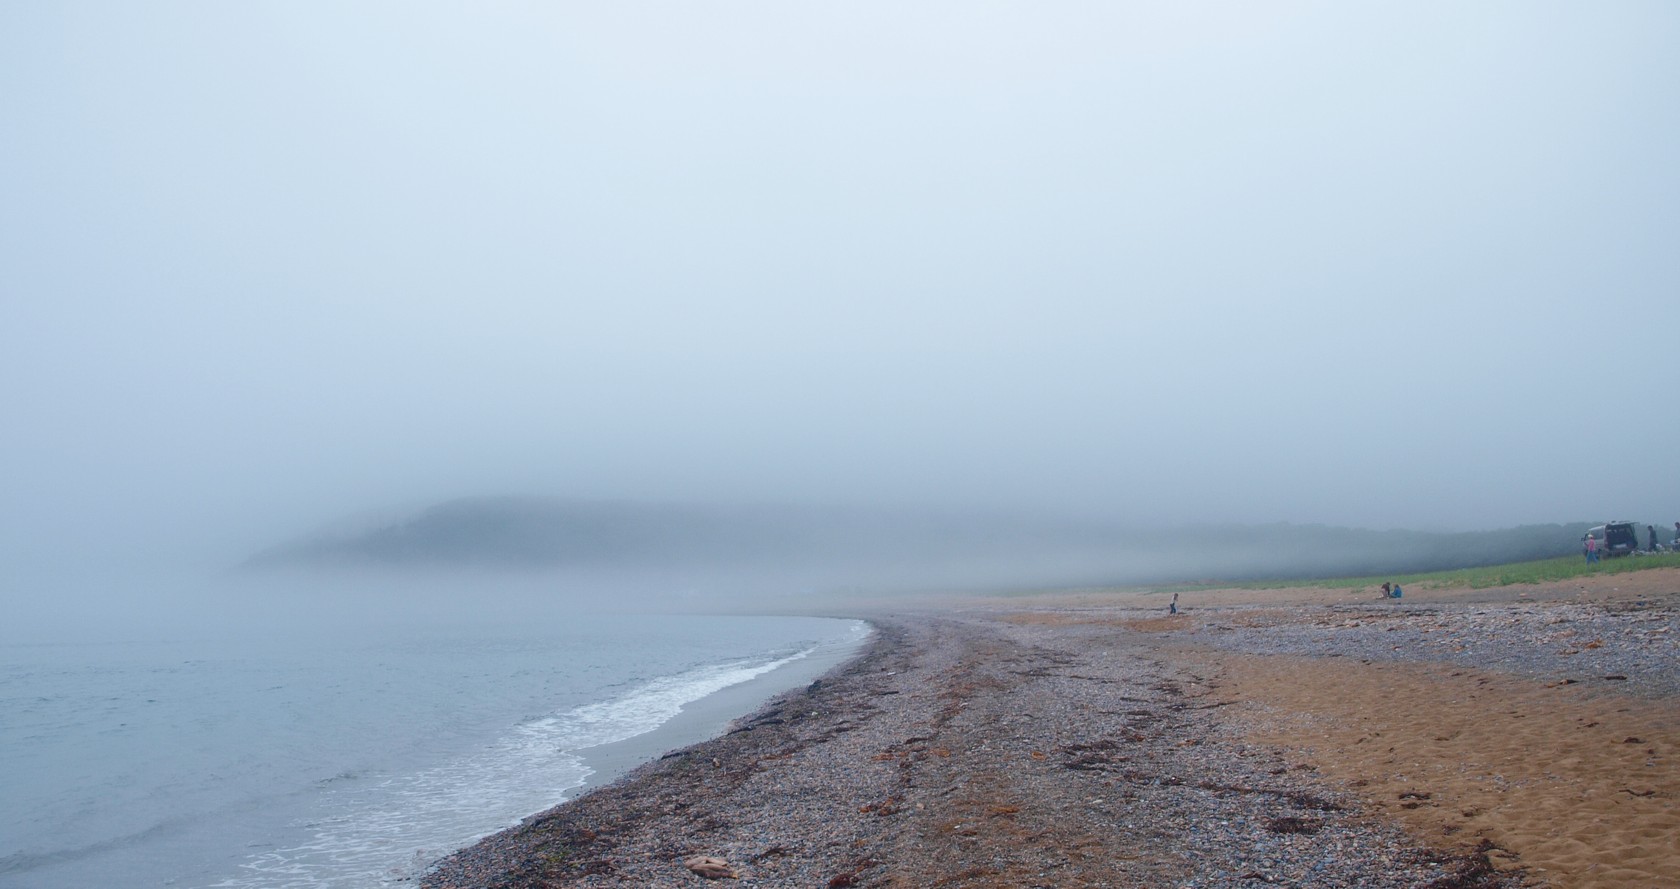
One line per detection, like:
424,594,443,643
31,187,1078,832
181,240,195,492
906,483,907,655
1187,596,1680,700
420,601,1598,888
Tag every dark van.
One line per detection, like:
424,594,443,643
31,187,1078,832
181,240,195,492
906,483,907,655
1584,522,1640,558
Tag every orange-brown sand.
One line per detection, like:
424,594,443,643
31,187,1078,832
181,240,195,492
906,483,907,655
964,566,1680,887
1142,568,1666,887
1217,655,1679,888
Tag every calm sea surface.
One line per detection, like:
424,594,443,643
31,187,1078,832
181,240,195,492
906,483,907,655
0,578,865,889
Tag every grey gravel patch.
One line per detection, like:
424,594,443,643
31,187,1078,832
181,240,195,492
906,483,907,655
1188,599,1680,698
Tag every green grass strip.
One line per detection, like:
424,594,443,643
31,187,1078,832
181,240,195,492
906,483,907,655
1211,551,1680,592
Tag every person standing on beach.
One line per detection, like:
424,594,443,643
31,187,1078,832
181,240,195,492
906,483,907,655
1169,593,1179,615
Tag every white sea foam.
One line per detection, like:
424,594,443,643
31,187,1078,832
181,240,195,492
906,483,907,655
209,649,815,889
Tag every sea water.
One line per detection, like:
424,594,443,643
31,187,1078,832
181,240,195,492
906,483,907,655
0,577,867,889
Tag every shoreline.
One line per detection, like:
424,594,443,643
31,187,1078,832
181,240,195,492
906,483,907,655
424,569,1679,888
565,619,873,800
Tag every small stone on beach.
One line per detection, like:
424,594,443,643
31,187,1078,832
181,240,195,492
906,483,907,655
684,855,737,879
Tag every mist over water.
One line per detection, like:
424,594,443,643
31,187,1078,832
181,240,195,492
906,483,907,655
2,3,1676,599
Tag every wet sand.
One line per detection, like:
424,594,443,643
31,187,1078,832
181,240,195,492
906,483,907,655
424,567,1679,888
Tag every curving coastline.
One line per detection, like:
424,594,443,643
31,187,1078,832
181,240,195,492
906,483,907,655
424,569,1679,888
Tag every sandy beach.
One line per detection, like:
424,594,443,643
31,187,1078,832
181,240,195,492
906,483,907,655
423,568,1679,888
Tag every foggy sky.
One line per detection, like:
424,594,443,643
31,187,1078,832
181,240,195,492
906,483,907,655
3,2,1677,580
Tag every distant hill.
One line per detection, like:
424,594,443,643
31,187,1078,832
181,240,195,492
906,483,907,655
245,497,1600,589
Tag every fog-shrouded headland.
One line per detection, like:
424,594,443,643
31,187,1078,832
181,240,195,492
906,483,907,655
246,496,1609,595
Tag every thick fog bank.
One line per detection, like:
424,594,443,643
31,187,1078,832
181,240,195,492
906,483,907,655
245,497,1618,596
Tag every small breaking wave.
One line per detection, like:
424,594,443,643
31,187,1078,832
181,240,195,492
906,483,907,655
210,647,817,889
